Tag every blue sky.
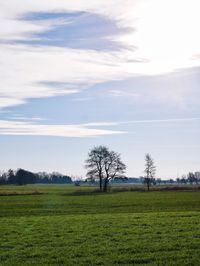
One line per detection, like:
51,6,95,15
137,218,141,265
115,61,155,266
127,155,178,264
0,0,200,178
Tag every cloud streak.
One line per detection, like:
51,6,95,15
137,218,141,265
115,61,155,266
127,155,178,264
0,120,123,138
84,117,200,127
0,117,197,138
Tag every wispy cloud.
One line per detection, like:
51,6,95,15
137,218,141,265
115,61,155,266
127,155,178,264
8,116,45,122
0,43,130,109
1,117,196,138
109,90,140,98
122,117,200,125
0,120,123,137
84,117,200,127
0,0,199,110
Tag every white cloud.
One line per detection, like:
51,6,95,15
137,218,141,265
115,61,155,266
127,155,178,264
0,98,25,108
0,0,138,42
0,120,123,137
0,0,199,109
0,0,137,109
0,44,130,109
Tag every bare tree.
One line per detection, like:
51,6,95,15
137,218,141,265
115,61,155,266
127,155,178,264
103,150,126,192
85,146,126,192
144,153,156,191
85,146,109,191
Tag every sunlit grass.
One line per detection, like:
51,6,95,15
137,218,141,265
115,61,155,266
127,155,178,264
0,185,199,265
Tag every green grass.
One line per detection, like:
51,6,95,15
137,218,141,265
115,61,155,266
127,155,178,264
0,185,200,265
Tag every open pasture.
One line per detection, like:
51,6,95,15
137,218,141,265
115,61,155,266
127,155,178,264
0,185,200,265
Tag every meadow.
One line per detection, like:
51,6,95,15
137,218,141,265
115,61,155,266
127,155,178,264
0,185,200,265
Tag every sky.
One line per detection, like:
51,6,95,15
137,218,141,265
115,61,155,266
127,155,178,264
0,0,200,179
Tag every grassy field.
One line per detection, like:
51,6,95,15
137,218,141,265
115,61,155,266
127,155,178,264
0,185,200,265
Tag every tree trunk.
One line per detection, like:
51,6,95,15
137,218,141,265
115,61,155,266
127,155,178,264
147,181,150,191
103,179,108,192
99,171,103,191
99,176,102,191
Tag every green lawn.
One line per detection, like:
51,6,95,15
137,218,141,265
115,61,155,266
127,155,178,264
0,185,200,265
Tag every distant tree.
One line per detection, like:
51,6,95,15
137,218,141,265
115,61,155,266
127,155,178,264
50,172,69,184
35,172,72,184
180,175,187,185
144,153,156,191
194,172,200,184
0,169,72,185
74,181,81,186
0,172,7,185
15,169,36,185
7,169,16,184
156,178,162,185
85,146,126,192
37,172,51,183
187,172,195,185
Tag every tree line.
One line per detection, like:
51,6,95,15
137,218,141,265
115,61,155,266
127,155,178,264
0,169,72,185
1,146,199,190
176,172,200,185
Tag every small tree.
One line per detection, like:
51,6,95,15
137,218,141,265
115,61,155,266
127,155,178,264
85,146,126,192
144,153,156,191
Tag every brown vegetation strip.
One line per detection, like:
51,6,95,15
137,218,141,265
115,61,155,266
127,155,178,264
112,186,200,193
66,186,200,196
0,191,46,196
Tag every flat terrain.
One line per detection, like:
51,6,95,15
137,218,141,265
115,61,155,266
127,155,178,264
0,185,200,265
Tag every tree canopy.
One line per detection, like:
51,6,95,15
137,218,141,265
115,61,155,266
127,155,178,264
85,146,126,192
